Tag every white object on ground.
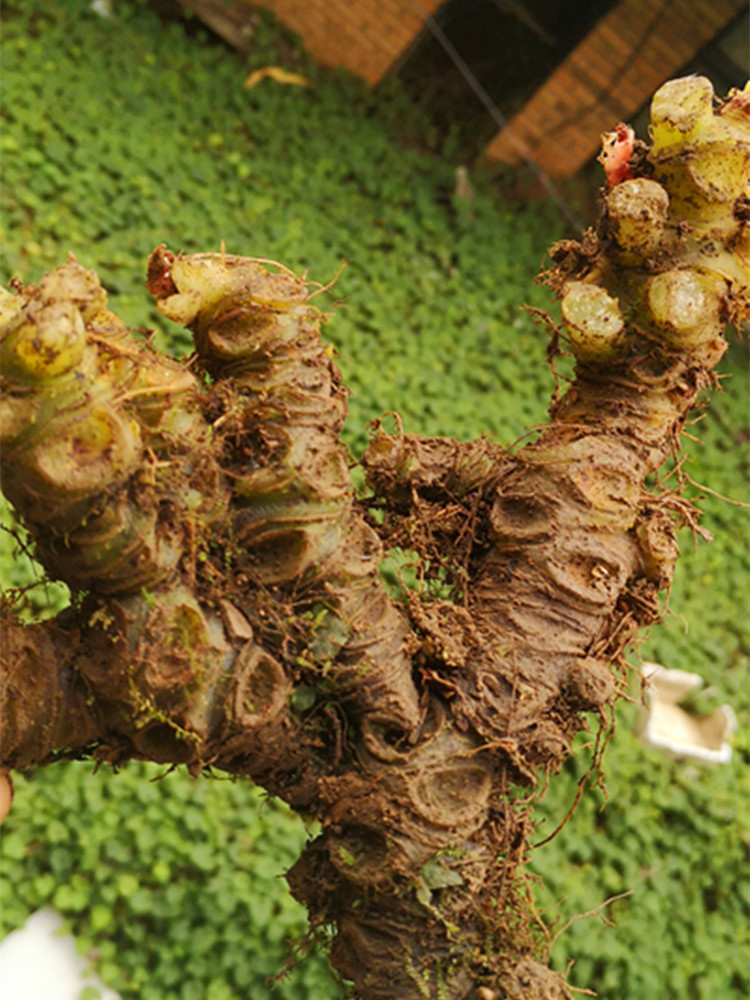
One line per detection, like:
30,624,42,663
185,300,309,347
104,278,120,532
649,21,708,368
90,0,114,18
641,662,737,764
0,907,121,1000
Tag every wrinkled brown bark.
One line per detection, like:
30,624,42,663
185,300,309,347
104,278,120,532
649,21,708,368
1,77,748,999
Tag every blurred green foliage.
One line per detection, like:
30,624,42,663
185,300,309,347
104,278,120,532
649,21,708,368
0,2,747,999
1,762,340,999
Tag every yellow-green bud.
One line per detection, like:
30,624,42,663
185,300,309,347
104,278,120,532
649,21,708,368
646,268,726,347
2,301,87,383
650,75,714,155
561,282,626,362
0,286,24,333
38,260,109,323
606,179,669,256
682,141,750,204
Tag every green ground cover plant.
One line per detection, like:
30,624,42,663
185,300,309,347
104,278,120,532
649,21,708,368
0,3,747,999
2,762,340,1000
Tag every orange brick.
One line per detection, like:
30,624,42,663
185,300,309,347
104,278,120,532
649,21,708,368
247,0,740,175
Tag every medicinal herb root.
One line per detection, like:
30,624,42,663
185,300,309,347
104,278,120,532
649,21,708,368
1,76,748,1000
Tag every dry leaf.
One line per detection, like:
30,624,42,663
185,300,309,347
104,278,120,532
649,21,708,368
245,66,309,89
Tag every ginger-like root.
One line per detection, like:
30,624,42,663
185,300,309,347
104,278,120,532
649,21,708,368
1,77,748,1000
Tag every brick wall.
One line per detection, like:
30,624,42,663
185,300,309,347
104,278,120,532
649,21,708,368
484,0,746,177
257,0,443,84
178,0,743,178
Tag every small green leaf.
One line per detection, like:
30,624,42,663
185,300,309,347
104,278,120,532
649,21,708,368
1,832,27,861
90,904,113,932
415,883,432,907
190,844,215,872
53,882,89,914
420,859,464,890
115,873,139,899
291,684,317,712
151,859,171,883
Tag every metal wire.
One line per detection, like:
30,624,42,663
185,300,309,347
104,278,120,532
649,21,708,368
407,0,584,230
541,0,671,141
